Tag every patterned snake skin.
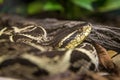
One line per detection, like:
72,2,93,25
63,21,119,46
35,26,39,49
0,22,99,79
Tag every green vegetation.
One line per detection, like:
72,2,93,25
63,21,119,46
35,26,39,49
0,0,3,3
0,0,120,19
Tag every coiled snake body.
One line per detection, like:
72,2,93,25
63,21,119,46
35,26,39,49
0,22,99,79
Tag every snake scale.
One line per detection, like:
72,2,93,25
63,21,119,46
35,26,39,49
0,22,99,79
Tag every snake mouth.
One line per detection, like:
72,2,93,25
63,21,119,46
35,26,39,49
57,23,92,49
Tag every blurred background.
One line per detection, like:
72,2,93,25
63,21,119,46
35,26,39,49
0,0,120,26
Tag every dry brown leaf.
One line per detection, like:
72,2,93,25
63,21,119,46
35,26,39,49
112,54,120,70
107,50,120,74
93,43,115,71
107,50,118,58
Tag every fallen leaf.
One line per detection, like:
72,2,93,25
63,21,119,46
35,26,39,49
107,50,118,58
112,54,120,70
93,43,115,72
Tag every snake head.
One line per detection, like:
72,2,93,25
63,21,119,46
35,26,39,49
54,22,92,49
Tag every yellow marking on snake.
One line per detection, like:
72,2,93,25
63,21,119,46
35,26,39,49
0,27,7,36
65,25,92,49
21,49,73,74
12,25,36,33
58,30,78,48
58,24,92,49
19,33,43,42
9,35,14,42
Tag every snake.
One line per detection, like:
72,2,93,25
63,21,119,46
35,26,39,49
0,22,99,79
